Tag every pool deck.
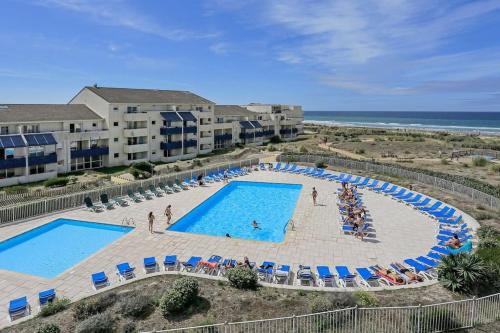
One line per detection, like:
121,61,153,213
0,169,479,327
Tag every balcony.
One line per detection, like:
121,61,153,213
28,153,57,166
123,128,148,137
123,112,148,122
0,157,26,170
263,130,275,137
184,139,197,148
71,147,109,159
160,127,182,135
239,132,255,139
184,126,197,134
160,141,182,150
255,131,264,138
123,143,149,154
215,133,232,141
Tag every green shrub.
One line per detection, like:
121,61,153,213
472,157,488,167
477,247,500,269
120,295,153,319
173,165,181,172
75,313,115,333
73,293,117,321
315,161,327,169
477,226,500,241
440,158,449,165
226,267,258,290
4,185,28,194
309,296,334,313
299,146,309,153
132,161,154,173
267,144,276,152
438,253,488,294
353,291,378,307
36,323,61,333
160,277,199,316
44,177,69,188
39,298,70,317
121,321,137,333
269,135,282,144
491,164,500,173
355,149,365,154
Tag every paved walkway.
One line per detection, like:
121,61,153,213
0,169,478,328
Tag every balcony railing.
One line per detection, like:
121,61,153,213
215,133,232,141
184,139,197,148
255,131,263,138
70,147,109,159
160,127,182,135
28,153,57,166
184,126,197,134
0,157,26,170
239,132,255,139
160,141,182,150
263,130,275,137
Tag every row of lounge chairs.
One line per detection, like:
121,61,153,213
84,168,251,212
7,289,55,322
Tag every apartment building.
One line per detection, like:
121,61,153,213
0,86,303,187
0,104,108,187
69,86,215,166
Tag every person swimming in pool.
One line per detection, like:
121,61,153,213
252,220,261,229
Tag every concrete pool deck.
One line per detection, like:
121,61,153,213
0,169,478,327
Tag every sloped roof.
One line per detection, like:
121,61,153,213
214,105,257,117
0,104,102,123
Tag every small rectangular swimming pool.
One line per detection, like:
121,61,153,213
0,218,133,279
168,181,302,242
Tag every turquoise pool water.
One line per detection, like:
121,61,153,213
0,219,132,279
168,181,302,242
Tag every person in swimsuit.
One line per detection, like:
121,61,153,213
164,205,172,224
148,211,155,233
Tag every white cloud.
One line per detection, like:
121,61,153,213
209,42,230,55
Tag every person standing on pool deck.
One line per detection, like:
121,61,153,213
223,169,229,183
164,205,172,224
148,211,155,233
312,187,318,206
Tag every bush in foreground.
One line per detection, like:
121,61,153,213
39,298,70,317
75,313,115,333
160,277,199,316
353,291,378,307
309,296,334,313
438,253,487,294
73,293,117,321
44,177,69,188
36,323,61,333
120,295,153,319
226,267,258,290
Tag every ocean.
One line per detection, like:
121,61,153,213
304,111,500,135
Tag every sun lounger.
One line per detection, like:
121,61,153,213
177,180,189,190
436,233,471,243
257,261,275,282
100,193,115,209
431,246,450,256
286,165,297,173
420,201,442,212
356,178,371,188
218,258,237,276
143,257,158,273
335,266,357,288
296,265,315,286
340,174,353,183
112,196,128,206
372,182,389,193
273,265,291,284
390,188,406,198
38,289,56,307
356,268,384,288
328,172,344,181
415,256,440,269
393,190,411,200
127,189,142,202
439,222,468,234
138,187,153,200
116,262,136,281
148,184,163,197
198,255,222,275
159,182,174,194
348,176,361,185
426,251,443,261
168,181,182,192
274,162,282,171
382,185,398,195
411,197,431,208
439,215,462,225
181,256,202,272
366,180,379,189
429,206,451,218
435,208,456,220
8,296,30,321
316,266,335,287
163,255,178,271
389,263,425,283
402,259,434,280
91,271,109,290
369,265,405,285
84,197,104,212
404,194,422,204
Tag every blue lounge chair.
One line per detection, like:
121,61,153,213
366,180,379,189
348,176,361,184
341,174,353,183
428,206,450,217
316,266,335,287
163,255,178,271
390,188,406,198
356,178,371,188
91,271,109,289
416,256,439,269
390,263,425,283
335,266,357,287
426,251,443,261
420,201,442,212
296,265,315,286
8,296,29,321
287,165,297,173
143,257,158,273
116,262,135,281
431,246,450,256
436,233,471,243
382,185,398,195
404,194,422,204
257,261,275,282
403,259,434,280
181,256,202,272
274,162,282,171
435,208,456,220
273,264,291,284
438,228,469,238
411,197,431,208
328,172,344,181
356,267,383,288
38,289,56,307
439,215,462,225
84,197,104,212
395,192,414,201
280,163,290,172
199,255,222,275
218,258,237,276
372,182,389,193
299,167,312,175
439,223,468,235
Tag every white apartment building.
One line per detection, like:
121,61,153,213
0,86,303,187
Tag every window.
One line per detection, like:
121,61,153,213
196,106,203,111
29,164,45,175
152,120,156,125
208,105,212,110
152,136,156,140
92,123,97,127
69,123,81,133
113,122,119,127
152,151,156,155
114,153,119,158
113,107,119,111
127,106,138,113
114,138,119,142
216,117,224,123
0,126,8,135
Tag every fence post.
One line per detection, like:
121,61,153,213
224,320,229,333
292,314,296,333
353,305,358,333
417,304,422,333
470,296,477,328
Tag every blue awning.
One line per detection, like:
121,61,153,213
24,133,57,146
160,112,182,122
177,111,197,122
250,121,262,128
0,135,26,148
239,121,253,129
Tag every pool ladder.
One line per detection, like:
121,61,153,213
122,217,135,226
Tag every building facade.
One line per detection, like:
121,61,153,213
0,87,303,187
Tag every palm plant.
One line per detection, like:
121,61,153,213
438,253,487,294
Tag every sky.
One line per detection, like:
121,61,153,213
1,0,500,111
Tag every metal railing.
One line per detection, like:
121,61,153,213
0,158,258,225
278,154,500,209
146,293,500,333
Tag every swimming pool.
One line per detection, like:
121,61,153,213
0,219,132,279
168,181,302,242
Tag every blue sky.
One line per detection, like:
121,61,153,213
1,0,500,111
